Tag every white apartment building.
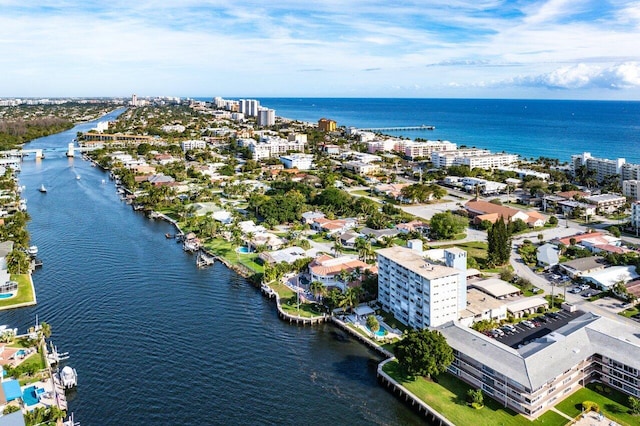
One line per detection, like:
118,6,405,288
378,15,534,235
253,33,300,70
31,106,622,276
498,167,550,181
239,99,261,117
431,148,490,168
288,133,308,144
377,246,466,328
430,148,517,169
279,154,314,170
623,180,640,201
583,193,627,214
343,161,380,175
622,163,640,181
631,201,640,232
571,152,626,182
181,140,207,152
238,136,307,160
367,139,397,153
257,108,276,127
396,140,457,159
439,312,640,418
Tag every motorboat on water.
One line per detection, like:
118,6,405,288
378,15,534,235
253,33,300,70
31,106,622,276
39,184,47,193
27,246,38,256
59,365,78,389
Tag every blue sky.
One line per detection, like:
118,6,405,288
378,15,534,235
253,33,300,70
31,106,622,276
1,0,639,99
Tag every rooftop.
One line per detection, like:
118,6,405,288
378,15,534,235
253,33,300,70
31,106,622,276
470,278,520,299
377,246,460,280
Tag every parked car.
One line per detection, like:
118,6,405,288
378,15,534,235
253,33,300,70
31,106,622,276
491,328,505,337
569,287,581,294
546,312,560,319
536,316,549,323
522,320,536,328
580,284,591,291
501,324,517,333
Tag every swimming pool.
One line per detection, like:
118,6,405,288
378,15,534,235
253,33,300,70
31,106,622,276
237,246,250,254
22,386,40,406
15,349,26,357
366,325,387,337
0,293,13,299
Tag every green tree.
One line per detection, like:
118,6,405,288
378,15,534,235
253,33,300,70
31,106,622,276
339,286,362,314
467,388,484,408
309,280,325,301
366,315,380,333
629,396,640,415
487,217,512,267
395,329,454,378
429,211,468,240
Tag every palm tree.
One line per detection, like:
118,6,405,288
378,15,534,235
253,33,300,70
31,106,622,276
339,286,362,314
332,235,343,257
39,322,52,339
310,280,325,301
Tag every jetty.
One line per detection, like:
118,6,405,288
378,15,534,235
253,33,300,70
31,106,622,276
359,124,435,132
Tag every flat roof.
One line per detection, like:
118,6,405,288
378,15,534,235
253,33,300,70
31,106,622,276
377,247,460,280
584,265,639,288
505,296,548,313
464,289,505,315
560,256,606,272
470,278,520,298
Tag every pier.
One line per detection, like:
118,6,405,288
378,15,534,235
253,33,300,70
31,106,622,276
360,124,435,132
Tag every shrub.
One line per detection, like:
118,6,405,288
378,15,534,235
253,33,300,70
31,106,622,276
582,401,600,412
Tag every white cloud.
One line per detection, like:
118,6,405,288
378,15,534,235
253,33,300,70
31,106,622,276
509,62,640,89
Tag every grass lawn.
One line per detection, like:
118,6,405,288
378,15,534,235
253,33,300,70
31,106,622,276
383,361,568,426
619,305,640,318
555,383,638,426
202,238,262,273
378,310,409,333
0,274,34,309
438,241,491,269
269,281,295,299
7,337,33,348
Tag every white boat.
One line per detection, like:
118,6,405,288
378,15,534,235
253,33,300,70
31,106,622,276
27,246,38,256
59,366,77,389
75,175,81,180
39,184,47,193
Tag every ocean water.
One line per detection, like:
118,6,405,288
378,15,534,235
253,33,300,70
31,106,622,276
253,98,640,164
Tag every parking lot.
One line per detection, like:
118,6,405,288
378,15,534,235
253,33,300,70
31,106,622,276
492,309,586,349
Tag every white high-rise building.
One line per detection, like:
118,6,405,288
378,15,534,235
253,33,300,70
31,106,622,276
130,94,138,107
631,201,640,233
257,108,275,127
377,246,466,328
239,99,261,117
571,152,626,182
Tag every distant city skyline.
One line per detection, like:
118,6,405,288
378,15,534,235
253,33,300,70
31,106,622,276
1,1,639,100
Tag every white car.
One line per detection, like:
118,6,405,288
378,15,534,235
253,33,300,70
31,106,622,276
522,320,536,328
580,284,591,291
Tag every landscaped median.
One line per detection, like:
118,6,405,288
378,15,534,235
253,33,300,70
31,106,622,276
0,274,36,310
381,360,569,426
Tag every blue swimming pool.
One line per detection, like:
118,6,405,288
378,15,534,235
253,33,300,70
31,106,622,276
237,246,250,254
22,386,39,406
15,349,26,357
0,293,13,299
366,326,387,337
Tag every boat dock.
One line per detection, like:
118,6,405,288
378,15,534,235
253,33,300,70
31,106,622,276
359,124,435,132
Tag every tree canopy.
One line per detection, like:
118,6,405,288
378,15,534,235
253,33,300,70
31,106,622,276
394,329,454,378
429,211,468,240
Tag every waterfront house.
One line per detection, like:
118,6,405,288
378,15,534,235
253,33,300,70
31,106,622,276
308,255,372,291
259,247,310,265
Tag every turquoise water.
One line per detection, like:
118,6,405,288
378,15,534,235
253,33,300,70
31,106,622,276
22,386,39,406
237,246,250,254
0,293,13,299
15,349,25,356
367,325,387,337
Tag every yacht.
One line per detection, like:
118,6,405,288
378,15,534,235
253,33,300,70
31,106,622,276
39,184,47,193
59,366,78,389
27,246,38,256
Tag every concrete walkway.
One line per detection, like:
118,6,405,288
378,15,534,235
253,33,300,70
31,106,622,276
549,407,574,422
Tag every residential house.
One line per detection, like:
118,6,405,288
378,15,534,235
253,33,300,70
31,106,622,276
308,255,372,291
537,244,560,268
465,200,546,227
311,218,357,235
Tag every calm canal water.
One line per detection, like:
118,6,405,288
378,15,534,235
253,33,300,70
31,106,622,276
0,112,424,425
